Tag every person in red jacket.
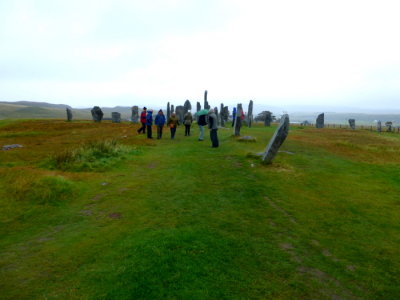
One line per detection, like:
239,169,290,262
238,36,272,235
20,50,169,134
137,107,147,134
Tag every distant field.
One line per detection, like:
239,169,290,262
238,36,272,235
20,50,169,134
1,119,399,299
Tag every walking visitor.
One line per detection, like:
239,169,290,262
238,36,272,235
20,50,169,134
155,109,166,139
208,109,219,148
167,112,180,139
137,107,147,134
183,110,193,136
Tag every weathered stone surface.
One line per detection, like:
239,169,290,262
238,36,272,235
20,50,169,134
184,99,192,114
2,144,23,150
91,106,104,122
377,120,382,132
234,104,243,136
66,108,72,121
175,106,184,124
238,136,256,142
316,113,324,128
262,114,290,164
167,102,171,120
112,112,121,123
171,105,175,113
204,90,210,110
385,121,393,132
348,119,355,129
131,106,139,123
220,103,225,126
247,100,253,128
264,111,272,126
214,107,219,126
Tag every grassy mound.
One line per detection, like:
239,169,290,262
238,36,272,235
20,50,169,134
47,139,138,171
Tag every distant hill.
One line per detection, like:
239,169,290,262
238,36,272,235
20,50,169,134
0,101,133,120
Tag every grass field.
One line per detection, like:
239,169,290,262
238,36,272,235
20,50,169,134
1,119,399,299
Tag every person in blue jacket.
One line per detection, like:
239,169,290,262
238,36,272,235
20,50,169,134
231,107,237,127
155,109,166,139
146,109,153,139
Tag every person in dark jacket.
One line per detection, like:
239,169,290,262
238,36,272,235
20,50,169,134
208,109,219,148
137,107,147,134
183,111,193,136
167,113,179,139
155,109,166,139
197,113,207,141
231,107,237,127
146,109,153,139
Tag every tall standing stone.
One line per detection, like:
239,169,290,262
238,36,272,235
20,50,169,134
184,100,192,114
204,90,210,110
348,119,355,130
112,112,121,123
175,106,184,124
131,106,139,123
66,108,72,121
316,113,324,128
234,104,243,136
262,114,290,164
167,102,171,120
220,103,225,127
196,102,201,121
91,106,104,122
171,105,175,114
265,111,272,126
377,120,382,132
247,100,254,128
214,107,219,126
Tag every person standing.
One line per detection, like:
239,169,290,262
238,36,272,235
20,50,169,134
208,109,219,148
167,112,179,139
137,107,147,134
146,109,153,139
197,112,207,141
231,107,237,127
183,110,193,136
155,109,166,139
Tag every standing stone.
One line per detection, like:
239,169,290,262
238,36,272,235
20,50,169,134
262,114,290,164
247,100,254,128
131,106,139,123
377,120,382,132
112,112,121,123
234,104,243,136
214,107,219,126
184,100,192,114
265,111,272,126
348,119,355,130
316,113,324,128
171,105,175,114
66,108,72,121
196,102,201,121
204,90,210,110
175,106,184,124
91,106,104,122
385,121,393,132
167,102,171,120
223,106,229,124
220,103,225,127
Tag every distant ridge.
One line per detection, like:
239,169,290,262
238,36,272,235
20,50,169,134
0,101,71,109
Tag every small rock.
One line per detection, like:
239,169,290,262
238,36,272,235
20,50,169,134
2,144,23,150
101,182,109,186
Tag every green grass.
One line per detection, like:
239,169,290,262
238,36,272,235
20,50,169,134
1,120,400,299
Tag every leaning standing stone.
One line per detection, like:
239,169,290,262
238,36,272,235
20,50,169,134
91,106,104,122
348,119,355,130
262,114,290,164
66,108,72,121
316,113,324,128
112,112,121,123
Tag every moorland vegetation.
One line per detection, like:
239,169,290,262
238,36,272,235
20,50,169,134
1,119,399,299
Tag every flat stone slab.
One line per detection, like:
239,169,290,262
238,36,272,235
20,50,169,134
3,144,23,150
238,136,256,142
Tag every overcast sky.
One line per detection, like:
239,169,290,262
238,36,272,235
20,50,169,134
1,0,399,111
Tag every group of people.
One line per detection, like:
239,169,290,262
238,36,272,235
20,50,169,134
137,107,219,148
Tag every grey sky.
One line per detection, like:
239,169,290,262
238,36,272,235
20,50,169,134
1,0,399,111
